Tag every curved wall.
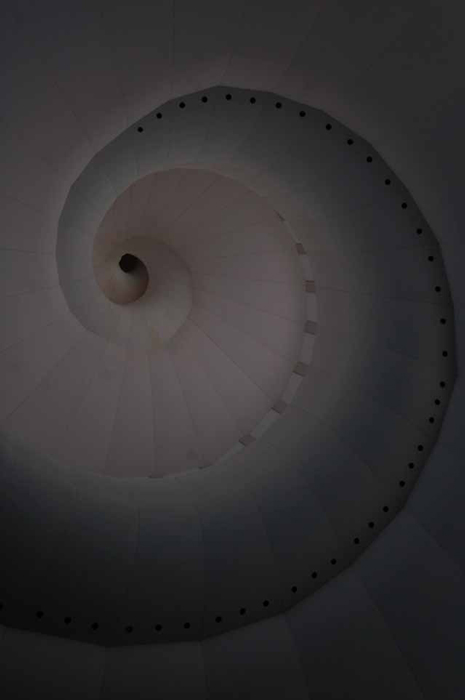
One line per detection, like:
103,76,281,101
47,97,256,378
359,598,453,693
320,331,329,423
0,2,464,698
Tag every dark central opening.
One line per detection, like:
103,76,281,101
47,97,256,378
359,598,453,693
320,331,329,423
119,253,139,273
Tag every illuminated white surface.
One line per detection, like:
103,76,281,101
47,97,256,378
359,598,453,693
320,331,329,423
0,2,463,699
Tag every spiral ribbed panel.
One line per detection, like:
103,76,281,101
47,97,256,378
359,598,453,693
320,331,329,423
0,2,464,699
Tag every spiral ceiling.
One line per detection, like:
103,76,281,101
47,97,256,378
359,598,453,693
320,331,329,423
0,2,464,699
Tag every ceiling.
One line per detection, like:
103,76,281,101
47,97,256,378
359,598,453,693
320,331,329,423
0,1,464,698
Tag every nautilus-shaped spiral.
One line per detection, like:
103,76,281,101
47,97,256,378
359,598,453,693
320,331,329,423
0,4,462,699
